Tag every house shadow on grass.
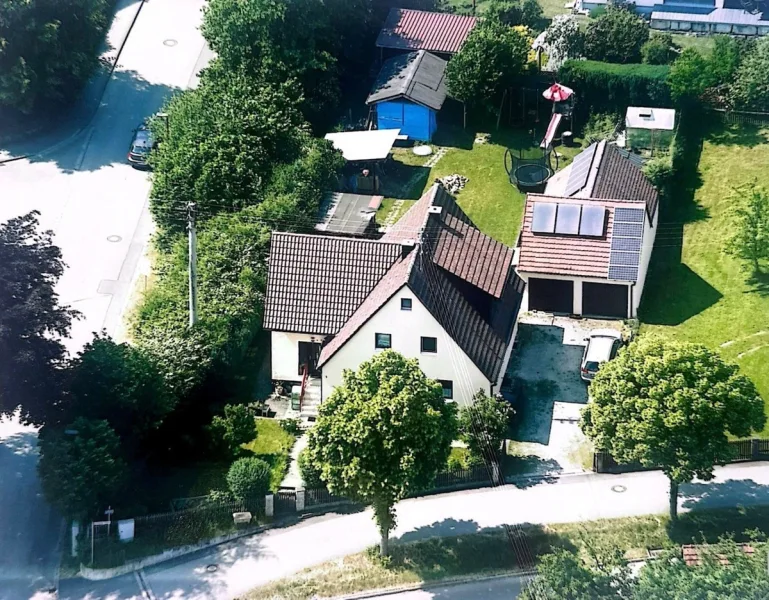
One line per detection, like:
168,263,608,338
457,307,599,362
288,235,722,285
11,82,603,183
639,262,722,326
381,162,431,200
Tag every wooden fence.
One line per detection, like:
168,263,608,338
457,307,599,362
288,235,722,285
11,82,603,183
593,439,769,474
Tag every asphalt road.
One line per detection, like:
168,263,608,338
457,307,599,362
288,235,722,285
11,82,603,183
58,462,769,600
0,2,207,598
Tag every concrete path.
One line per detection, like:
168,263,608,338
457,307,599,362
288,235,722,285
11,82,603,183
58,461,769,600
280,433,308,489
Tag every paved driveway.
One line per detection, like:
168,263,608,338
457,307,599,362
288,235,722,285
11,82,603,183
502,315,625,476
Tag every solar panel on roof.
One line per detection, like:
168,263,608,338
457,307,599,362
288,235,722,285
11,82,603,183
565,143,598,197
614,222,644,237
610,251,640,266
555,204,581,235
608,265,639,281
615,207,645,223
531,202,557,234
611,236,642,252
579,205,606,237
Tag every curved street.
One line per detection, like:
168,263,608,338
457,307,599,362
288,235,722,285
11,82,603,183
0,2,209,598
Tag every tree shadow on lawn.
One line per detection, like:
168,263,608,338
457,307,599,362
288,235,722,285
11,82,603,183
669,496,769,546
746,269,769,297
680,478,769,512
706,123,769,149
395,519,575,573
639,262,722,326
432,123,478,151
503,455,563,488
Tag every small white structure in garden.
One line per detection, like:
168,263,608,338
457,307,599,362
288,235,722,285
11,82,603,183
625,107,676,152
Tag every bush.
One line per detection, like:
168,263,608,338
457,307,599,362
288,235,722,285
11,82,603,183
209,404,258,458
582,112,618,145
227,457,271,501
458,391,514,461
559,60,670,123
298,448,324,488
642,33,677,65
642,153,673,196
584,5,649,64
280,418,303,437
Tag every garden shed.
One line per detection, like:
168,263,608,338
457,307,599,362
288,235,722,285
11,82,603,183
366,50,447,142
625,107,676,151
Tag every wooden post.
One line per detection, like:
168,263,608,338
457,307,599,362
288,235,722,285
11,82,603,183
496,89,507,130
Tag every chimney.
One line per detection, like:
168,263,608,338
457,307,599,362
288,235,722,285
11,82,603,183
401,239,416,258
428,206,442,215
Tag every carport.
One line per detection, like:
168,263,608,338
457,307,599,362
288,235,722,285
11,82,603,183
528,278,573,314
582,282,629,319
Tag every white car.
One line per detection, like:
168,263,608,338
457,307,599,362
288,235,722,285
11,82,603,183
580,329,623,382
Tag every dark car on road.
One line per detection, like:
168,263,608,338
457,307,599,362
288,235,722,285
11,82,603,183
127,124,154,168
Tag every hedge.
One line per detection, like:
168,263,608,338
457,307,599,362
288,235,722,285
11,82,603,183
558,60,671,126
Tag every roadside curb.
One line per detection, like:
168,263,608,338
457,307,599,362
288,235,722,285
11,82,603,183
0,0,146,161
326,569,537,600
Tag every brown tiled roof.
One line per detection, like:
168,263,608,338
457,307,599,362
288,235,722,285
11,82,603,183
263,233,401,334
517,195,620,279
426,187,514,298
593,144,659,221
317,185,520,381
383,185,514,297
682,544,755,567
376,9,477,54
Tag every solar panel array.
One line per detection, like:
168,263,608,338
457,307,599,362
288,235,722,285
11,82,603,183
609,206,645,281
564,143,598,197
532,201,607,238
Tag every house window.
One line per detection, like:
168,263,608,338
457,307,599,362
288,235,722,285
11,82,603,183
438,380,453,400
421,336,437,353
375,333,392,349
400,298,412,311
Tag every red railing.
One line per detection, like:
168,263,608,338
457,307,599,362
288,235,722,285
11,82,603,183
299,364,308,412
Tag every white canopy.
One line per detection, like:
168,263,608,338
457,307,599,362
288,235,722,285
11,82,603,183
324,129,401,161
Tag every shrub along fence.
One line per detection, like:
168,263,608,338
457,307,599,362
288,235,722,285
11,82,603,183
593,439,769,474
558,60,671,128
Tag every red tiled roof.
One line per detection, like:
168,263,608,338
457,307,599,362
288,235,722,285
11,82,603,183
682,544,755,567
376,9,478,54
517,195,625,279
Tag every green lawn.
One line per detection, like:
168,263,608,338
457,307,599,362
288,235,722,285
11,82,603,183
671,33,716,56
244,506,769,599
640,122,769,434
379,125,584,246
244,417,298,491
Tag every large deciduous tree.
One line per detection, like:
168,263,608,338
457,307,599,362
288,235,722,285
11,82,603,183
149,62,307,237
583,6,649,64
731,36,769,112
305,351,457,556
0,212,77,424
641,33,677,65
540,15,583,72
0,0,111,113
580,335,765,520
446,20,531,119
38,417,125,518
668,48,715,106
725,180,769,273
64,333,174,453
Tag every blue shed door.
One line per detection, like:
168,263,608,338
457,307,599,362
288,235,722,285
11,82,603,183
377,102,405,131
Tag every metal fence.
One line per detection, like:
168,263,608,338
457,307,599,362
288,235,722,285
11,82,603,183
86,495,265,568
593,439,769,474
708,108,769,127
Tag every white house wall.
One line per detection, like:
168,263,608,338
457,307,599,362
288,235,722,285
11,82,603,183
632,205,659,317
271,331,326,382
321,285,491,406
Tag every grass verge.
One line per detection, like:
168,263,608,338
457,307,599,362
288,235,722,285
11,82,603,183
243,505,769,599
244,417,298,491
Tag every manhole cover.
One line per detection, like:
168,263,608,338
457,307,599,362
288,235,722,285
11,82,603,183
611,485,627,493
163,39,178,47
206,564,218,572
106,235,122,243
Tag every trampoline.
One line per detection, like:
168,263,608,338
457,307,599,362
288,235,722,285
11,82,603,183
504,148,557,194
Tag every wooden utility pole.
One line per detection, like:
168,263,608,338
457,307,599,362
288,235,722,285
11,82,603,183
187,202,198,327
